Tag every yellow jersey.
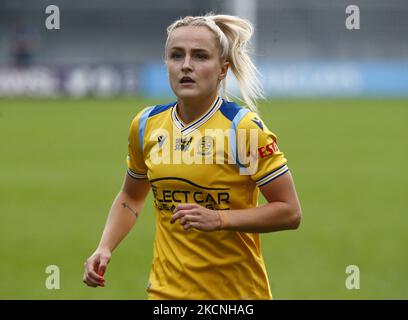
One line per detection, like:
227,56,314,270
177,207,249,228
126,96,288,299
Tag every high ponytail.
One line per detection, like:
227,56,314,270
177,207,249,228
210,15,264,113
166,14,264,113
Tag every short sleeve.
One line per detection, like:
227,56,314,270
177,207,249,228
126,109,148,179
237,112,289,187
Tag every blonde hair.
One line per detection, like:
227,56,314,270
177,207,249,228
165,14,264,112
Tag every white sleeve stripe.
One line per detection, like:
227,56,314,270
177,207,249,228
258,169,289,187
127,169,148,179
256,164,289,186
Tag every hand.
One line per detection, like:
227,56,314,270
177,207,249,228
83,248,111,288
170,203,222,232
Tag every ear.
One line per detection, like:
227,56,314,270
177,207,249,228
219,61,229,80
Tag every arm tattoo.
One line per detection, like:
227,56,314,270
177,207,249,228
121,202,139,218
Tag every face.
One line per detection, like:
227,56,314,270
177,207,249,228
166,26,228,102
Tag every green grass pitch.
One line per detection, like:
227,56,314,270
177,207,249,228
0,97,407,299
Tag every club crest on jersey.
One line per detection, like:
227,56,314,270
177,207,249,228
174,136,193,152
197,136,213,156
251,117,264,130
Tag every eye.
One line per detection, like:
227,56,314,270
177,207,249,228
170,52,183,59
195,53,208,60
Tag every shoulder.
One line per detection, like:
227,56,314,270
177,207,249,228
146,101,175,118
219,100,265,131
238,111,266,131
219,99,248,123
130,101,175,128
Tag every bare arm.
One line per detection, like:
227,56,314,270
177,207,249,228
97,173,151,251
171,171,302,233
83,172,150,287
219,171,302,233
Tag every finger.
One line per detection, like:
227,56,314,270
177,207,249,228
86,266,105,283
84,279,100,288
83,274,98,287
83,279,97,288
98,256,110,277
183,221,199,230
84,272,104,287
170,210,186,224
179,216,187,225
180,215,197,226
90,256,101,273
98,266,106,277
86,269,105,284
174,203,199,213
171,208,201,224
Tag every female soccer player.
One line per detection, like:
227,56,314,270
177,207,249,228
83,14,302,300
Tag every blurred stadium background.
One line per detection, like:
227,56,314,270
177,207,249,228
0,0,407,299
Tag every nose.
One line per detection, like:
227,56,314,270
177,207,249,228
182,55,193,72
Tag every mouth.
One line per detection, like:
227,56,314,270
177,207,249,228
179,76,195,84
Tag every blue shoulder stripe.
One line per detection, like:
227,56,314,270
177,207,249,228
220,101,251,169
138,106,154,152
219,100,244,121
230,108,250,168
148,102,174,118
138,102,174,153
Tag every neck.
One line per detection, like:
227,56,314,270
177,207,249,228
176,94,218,125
